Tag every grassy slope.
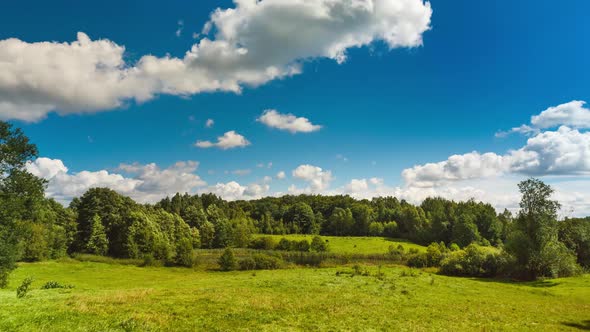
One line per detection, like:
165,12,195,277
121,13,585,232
1,261,589,331
253,234,426,254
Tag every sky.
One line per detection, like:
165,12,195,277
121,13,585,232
1,0,590,216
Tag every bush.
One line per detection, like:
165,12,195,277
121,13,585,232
218,248,237,271
239,257,257,270
388,244,406,261
294,239,311,252
310,236,329,252
41,281,74,289
249,237,277,250
16,277,33,299
276,238,292,251
407,253,428,268
439,244,505,277
252,254,282,270
426,242,447,267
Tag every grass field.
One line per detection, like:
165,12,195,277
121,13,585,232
252,234,426,254
1,260,589,331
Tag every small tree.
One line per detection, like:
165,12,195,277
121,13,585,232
311,236,329,252
86,215,108,255
218,248,237,271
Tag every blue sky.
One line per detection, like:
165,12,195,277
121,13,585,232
2,0,590,215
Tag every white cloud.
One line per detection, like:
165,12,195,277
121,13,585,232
345,178,369,193
195,130,251,149
0,0,432,121
292,164,333,192
497,100,590,137
200,181,269,201
26,158,205,203
205,118,214,128
257,109,322,133
276,171,286,180
403,126,590,187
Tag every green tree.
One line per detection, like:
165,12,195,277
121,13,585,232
368,222,385,236
86,215,108,256
285,202,316,234
505,178,579,280
326,207,354,235
218,248,237,271
0,121,41,287
559,217,590,268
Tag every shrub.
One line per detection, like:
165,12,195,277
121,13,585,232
310,236,329,252
276,238,292,251
239,257,257,270
426,242,447,267
249,237,277,250
218,248,237,271
439,244,505,277
407,253,428,268
388,244,406,261
41,281,74,289
294,239,311,252
16,277,33,299
252,254,282,270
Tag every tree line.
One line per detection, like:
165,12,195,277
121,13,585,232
1,120,589,285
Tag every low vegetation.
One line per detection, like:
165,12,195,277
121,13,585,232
1,261,589,331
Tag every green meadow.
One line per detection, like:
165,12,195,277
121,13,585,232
252,234,426,254
1,260,589,331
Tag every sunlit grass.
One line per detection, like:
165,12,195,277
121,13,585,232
1,260,589,331
252,234,427,254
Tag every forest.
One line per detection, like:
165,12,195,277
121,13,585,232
1,120,589,287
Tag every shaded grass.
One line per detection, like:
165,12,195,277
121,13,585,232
1,261,589,331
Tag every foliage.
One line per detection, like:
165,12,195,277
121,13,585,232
239,254,282,270
16,277,33,299
310,236,329,252
559,217,590,268
439,244,506,277
41,281,74,289
218,248,237,271
86,215,108,256
505,178,580,280
248,236,277,250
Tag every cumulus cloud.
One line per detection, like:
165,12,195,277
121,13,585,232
26,158,205,203
497,100,590,137
0,0,432,121
257,109,322,133
200,181,269,201
195,130,251,149
291,164,333,192
403,127,590,187
276,171,286,179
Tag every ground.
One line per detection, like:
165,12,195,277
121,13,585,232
1,260,589,331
